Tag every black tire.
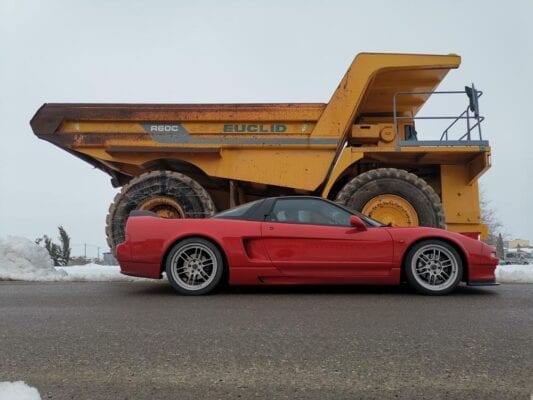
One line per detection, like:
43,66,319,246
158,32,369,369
165,238,224,295
404,240,463,295
105,171,215,253
335,168,445,228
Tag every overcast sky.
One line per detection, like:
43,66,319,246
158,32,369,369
1,0,532,257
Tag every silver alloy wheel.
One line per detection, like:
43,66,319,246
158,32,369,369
169,243,218,291
410,244,459,291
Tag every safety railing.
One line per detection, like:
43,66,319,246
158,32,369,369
393,85,485,146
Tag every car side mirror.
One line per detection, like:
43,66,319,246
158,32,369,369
350,215,367,231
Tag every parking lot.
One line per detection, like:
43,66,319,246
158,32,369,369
1,282,532,399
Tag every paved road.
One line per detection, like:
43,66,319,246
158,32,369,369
1,282,532,400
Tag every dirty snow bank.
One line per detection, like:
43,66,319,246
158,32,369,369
496,264,533,283
0,237,66,281
0,381,41,400
0,236,148,282
56,264,153,282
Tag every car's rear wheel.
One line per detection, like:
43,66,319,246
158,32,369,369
405,240,462,295
165,238,224,295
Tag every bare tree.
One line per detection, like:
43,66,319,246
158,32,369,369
480,189,503,245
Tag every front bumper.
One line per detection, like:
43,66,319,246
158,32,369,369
467,280,499,286
467,259,499,286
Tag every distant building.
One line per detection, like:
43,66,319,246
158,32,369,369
508,239,530,249
504,238,532,262
103,252,118,265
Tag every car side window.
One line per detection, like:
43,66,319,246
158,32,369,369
270,198,352,226
213,199,262,219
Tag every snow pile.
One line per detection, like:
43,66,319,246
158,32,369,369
496,265,533,283
0,236,151,282
0,381,41,400
0,237,67,281
56,264,153,282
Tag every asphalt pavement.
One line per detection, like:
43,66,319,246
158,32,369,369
1,282,532,400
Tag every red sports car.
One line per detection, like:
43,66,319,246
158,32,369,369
117,196,498,295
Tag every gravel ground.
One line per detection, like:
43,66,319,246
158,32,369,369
1,282,532,399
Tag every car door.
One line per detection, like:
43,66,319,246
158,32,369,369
260,198,394,278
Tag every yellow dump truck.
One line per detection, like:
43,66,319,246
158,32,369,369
31,53,490,252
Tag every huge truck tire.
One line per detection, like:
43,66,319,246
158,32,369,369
335,168,445,228
105,171,216,253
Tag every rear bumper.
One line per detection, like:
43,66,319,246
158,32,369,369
119,261,162,279
116,242,162,279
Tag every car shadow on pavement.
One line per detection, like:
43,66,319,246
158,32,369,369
220,284,499,297
127,281,499,297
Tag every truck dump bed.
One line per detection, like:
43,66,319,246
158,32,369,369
31,53,467,189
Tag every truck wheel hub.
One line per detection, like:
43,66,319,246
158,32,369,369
362,194,419,227
138,196,185,219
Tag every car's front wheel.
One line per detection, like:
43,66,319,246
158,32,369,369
165,238,224,295
405,240,463,295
